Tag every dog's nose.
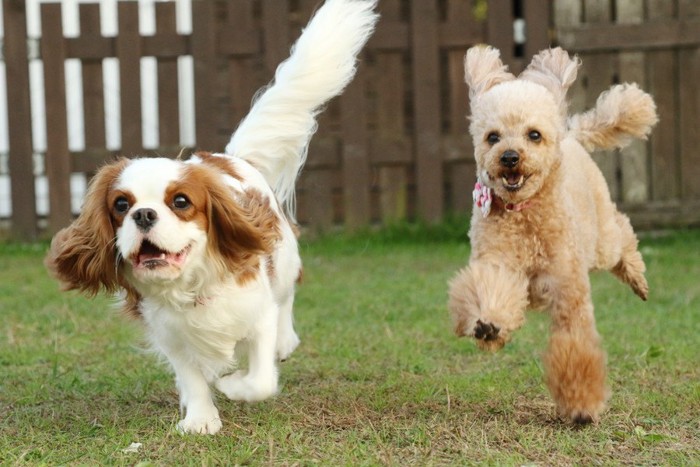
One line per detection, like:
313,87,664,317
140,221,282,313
132,208,158,232
500,150,520,168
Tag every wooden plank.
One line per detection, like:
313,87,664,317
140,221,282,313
554,0,585,114
3,0,37,238
679,0,700,200
155,2,180,148
582,0,618,201
487,0,514,66
41,3,72,232
679,47,700,200
374,0,408,223
557,19,700,52
445,0,476,215
523,1,551,57
116,2,143,157
261,0,290,77
79,3,106,153
647,0,679,202
617,0,648,204
191,0,219,150
225,0,260,142
411,0,443,222
340,65,370,229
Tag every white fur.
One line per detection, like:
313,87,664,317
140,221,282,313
47,0,378,436
225,0,379,218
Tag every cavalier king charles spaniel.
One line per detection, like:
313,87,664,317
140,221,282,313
46,0,378,434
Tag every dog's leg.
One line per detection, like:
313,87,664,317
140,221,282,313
275,293,300,361
448,261,529,351
543,270,608,424
610,212,648,300
216,306,279,402
170,358,222,435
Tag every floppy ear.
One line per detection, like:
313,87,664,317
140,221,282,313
519,47,580,116
45,159,128,296
196,166,281,283
464,45,515,100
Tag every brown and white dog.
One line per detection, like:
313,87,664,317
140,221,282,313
46,0,378,435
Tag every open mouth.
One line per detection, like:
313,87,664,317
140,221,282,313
132,239,191,270
501,172,528,191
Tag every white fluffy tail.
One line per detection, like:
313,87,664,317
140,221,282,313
568,83,658,152
225,0,379,217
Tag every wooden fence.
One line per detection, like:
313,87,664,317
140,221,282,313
1,0,699,240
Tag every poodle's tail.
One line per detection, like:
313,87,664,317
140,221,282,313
225,0,379,219
568,83,658,152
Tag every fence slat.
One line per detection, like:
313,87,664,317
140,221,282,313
411,0,443,222
41,3,72,232
582,1,619,201
444,0,475,215
191,0,219,150
117,2,143,157
79,4,106,154
374,0,408,223
3,0,37,238
224,0,260,142
617,0,649,204
155,2,180,149
648,0,680,202
340,67,370,228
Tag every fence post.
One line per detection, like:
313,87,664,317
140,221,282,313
3,0,37,240
411,0,443,223
41,2,72,234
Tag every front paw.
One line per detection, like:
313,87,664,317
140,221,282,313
276,332,300,362
177,410,222,435
216,371,277,402
474,319,506,351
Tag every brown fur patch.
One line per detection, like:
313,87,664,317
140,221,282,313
195,151,243,181
45,158,130,296
182,163,281,285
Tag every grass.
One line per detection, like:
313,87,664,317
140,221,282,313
1,225,699,465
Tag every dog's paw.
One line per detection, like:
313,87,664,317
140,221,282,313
177,411,222,435
276,332,300,362
473,319,506,351
216,371,277,402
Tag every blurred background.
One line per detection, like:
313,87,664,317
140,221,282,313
1,0,698,240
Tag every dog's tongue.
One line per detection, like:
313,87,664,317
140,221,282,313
505,173,521,185
138,241,170,268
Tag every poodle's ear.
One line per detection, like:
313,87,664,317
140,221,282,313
45,159,128,296
464,45,515,100
520,47,580,115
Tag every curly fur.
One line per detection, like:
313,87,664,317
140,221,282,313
449,46,657,424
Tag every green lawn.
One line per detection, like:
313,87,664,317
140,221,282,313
1,226,698,465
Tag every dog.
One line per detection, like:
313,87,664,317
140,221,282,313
45,0,378,435
448,45,657,424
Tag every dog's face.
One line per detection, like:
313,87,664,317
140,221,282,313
111,158,209,284
464,46,579,204
469,81,563,203
46,155,281,301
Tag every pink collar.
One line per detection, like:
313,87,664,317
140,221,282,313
472,179,533,217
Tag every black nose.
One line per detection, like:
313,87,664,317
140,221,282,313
132,208,158,232
500,150,520,168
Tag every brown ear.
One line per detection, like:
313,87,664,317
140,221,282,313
45,159,128,296
203,170,281,281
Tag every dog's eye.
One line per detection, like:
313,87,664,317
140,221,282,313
528,130,542,142
172,194,191,210
486,132,500,145
114,197,130,214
